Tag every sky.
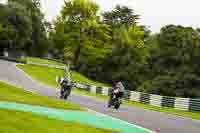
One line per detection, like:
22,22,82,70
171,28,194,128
39,0,200,33
0,0,7,4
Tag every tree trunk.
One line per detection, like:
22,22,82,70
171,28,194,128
73,27,84,66
73,44,81,66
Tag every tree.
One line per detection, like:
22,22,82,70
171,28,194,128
0,4,12,50
0,0,50,56
139,25,200,98
49,18,66,59
103,25,148,85
61,0,99,65
102,5,140,28
50,0,112,67
138,73,200,98
7,0,49,56
0,24,16,52
156,25,200,73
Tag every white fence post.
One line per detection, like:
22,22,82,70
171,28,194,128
150,94,163,107
90,86,96,93
130,91,141,102
3,50,8,57
102,87,109,96
175,98,190,111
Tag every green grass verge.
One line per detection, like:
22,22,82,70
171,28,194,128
26,57,66,66
0,109,119,133
125,101,200,120
17,64,110,87
16,64,200,120
0,81,81,111
18,64,64,88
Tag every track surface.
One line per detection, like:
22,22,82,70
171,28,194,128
0,60,200,133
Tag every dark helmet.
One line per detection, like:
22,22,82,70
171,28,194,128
116,77,122,83
112,80,117,87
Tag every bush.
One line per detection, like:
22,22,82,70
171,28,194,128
138,73,200,98
0,56,27,64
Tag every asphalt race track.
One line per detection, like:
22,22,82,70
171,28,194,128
0,59,200,133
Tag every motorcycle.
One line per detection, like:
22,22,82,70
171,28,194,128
108,89,122,109
59,80,72,100
60,86,71,100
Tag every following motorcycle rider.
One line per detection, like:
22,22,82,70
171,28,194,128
108,80,124,108
115,80,125,103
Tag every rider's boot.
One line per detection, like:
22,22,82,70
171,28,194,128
119,98,122,104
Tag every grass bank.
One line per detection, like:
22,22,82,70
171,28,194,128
26,57,65,66
17,64,109,87
0,81,81,110
0,109,119,133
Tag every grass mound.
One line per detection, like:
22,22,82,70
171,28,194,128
26,57,65,66
0,109,119,133
0,81,81,110
17,64,109,87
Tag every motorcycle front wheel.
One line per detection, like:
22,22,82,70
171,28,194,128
63,89,71,100
114,99,120,109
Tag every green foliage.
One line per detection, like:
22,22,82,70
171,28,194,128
50,3,147,86
50,0,112,67
0,23,16,48
60,0,100,65
104,26,148,85
102,5,140,28
0,1,33,50
2,0,200,98
138,73,200,98
140,25,200,98
0,0,50,56
49,18,66,59
155,25,200,72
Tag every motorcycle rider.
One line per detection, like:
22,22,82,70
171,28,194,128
59,77,73,99
58,65,74,99
116,81,125,100
108,80,124,108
